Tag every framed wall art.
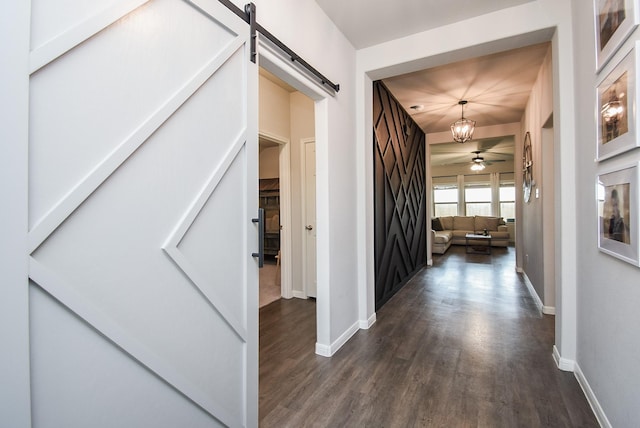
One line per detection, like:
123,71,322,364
596,43,640,161
594,0,639,72
597,162,639,266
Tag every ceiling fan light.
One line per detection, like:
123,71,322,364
470,162,485,171
451,100,476,143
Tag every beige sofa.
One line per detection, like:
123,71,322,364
432,215,510,254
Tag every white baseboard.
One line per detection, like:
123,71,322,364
552,345,575,372
358,313,376,329
574,362,612,428
292,290,307,299
315,320,360,357
522,273,544,313
542,305,556,315
315,343,331,357
427,258,433,266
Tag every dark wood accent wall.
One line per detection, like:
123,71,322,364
373,81,426,310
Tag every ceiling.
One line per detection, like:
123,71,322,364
315,0,536,49
314,0,549,169
382,42,550,134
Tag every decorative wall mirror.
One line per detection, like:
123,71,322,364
523,131,533,203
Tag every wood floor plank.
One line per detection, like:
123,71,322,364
259,246,598,427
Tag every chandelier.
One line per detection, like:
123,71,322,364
451,100,476,143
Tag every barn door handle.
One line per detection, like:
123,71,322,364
252,208,264,268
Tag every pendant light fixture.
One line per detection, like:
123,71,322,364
451,100,476,143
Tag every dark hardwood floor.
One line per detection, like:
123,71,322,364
259,245,598,427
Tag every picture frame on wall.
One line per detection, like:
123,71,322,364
594,0,639,72
596,44,640,161
597,162,639,266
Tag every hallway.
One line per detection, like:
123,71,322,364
259,246,597,427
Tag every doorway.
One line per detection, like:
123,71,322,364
257,65,318,313
259,136,284,308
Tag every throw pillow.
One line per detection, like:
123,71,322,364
432,218,443,231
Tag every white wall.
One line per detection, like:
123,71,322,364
259,146,279,179
571,0,640,425
258,75,291,140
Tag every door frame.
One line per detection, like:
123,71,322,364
300,138,316,298
1,1,31,425
356,23,578,367
258,38,333,354
259,131,293,299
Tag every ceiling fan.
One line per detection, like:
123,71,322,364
458,150,506,171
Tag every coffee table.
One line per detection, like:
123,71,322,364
465,233,492,254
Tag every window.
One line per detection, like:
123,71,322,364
465,185,492,216
433,179,458,217
465,174,491,216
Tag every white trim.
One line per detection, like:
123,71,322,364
1,0,31,424
28,38,246,252
427,258,433,266
314,343,332,357
553,345,575,372
574,363,612,428
258,39,327,102
259,131,293,300
258,37,330,353
162,134,248,341
315,320,359,357
258,37,335,99
523,273,556,315
29,258,239,427
29,0,150,73
292,290,307,299
358,313,377,329
522,272,544,314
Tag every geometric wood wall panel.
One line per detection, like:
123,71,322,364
373,81,427,310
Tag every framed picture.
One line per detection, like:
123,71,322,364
594,0,639,72
597,162,639,266
596,44,640,161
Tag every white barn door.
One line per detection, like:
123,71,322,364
27,0,257,426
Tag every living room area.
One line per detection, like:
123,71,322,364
429,137,516,256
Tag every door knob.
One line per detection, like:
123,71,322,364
305,225,313,230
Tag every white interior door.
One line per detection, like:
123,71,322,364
303,140,317,298
26,0,257,426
